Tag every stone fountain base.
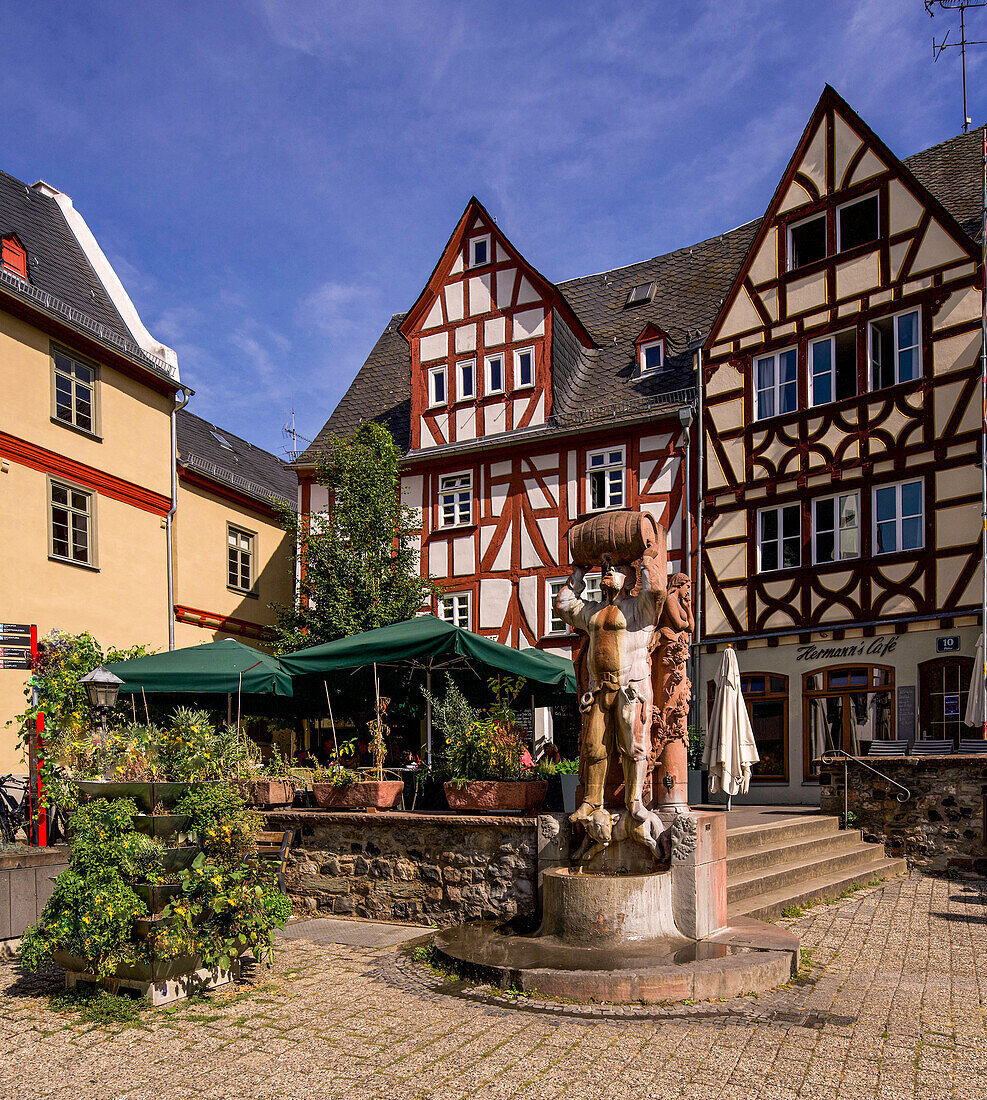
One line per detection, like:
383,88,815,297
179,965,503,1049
433,811,800,1004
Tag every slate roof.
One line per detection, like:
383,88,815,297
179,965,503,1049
298,124,984,467
177,409,297,510
0,169,175,383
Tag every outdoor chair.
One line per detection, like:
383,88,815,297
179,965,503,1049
866,739,909,756
957,739,987,754
909,739,953,756
256,829,294,893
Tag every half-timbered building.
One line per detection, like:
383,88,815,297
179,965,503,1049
700,87,984,802
299,87,985,791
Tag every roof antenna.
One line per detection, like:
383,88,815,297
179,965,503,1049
927,1,987,133
282,408,310,462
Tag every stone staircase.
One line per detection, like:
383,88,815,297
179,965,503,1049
726,813,906,922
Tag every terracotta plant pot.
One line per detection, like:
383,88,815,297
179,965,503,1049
444,780,548,814
311,780,404,811
241,777,296,808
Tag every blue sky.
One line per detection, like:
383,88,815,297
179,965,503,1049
1,1,983,457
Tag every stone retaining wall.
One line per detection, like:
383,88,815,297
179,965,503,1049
263,810,564,926
819,756,987,874
1,846,69,949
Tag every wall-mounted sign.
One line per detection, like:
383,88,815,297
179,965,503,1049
944,693,960,718
1,657,31,670
796,637,898,662
937,636,961,653
897,686,915,740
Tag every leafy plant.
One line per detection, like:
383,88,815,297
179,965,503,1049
311,763,360,787
424,676,527,783
687,725,704,772
369,694,390,782
533,757,579,779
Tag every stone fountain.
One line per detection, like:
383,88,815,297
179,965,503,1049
435,512,799,1003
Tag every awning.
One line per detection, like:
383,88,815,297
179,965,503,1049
280,615,576,696
105,638,293,697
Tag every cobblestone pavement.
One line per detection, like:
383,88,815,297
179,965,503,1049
1,873,985,1100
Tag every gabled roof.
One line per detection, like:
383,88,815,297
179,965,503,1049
177,409,297,510
0,169,178,385
299,99,985,468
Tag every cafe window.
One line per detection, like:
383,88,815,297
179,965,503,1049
803,665,894,781
918,656,973,744
742,674,789,782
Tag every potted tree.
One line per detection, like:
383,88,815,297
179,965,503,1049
427,676,548,814
311,697,404,811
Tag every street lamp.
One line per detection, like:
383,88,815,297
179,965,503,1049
79,666,123,774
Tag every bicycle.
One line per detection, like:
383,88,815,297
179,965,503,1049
0,774,29,844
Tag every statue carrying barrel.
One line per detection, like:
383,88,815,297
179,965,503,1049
554,510,693,867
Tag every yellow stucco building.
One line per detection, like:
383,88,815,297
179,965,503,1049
0,172,295,772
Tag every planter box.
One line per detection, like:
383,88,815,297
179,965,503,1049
74,781,206,813
444,780,548,814
55,949,242,1006
312,780,404,811
0,846,70,945
134,883,182,914
133,814,191,840
242,777,296,808
559,774,580,814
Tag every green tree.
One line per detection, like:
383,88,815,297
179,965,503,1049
274,422,438,653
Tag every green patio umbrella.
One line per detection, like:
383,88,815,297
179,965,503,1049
281,615,576,764
105,638,293,698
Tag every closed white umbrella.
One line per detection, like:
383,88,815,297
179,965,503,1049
703,646,760,808
964,633,985,729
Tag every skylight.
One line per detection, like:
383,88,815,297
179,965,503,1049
625,282,655,307
210,430,234,451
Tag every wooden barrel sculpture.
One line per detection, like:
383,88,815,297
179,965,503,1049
568,510,667,568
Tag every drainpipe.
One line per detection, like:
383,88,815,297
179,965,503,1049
168,387,191,650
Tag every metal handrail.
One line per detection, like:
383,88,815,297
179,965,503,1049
820,749,910,829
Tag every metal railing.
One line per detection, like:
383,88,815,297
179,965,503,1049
820,749,911,829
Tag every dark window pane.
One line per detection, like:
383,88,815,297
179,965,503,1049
790,215,827,269
811,340,832,405
839,195,879,252
870,316,894,389
51,484,68,506
834,330,857,399
816,531,835,563
643,343,662,371
902,517,922,550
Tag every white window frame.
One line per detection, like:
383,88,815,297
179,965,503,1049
638,339,664,374
457,359,475,402
514,347,535,389
583,572,603,602
586,446,625,512
439,591,472,629
547,578,570,635
787,211,827,271
48,477,97,568
427,365,447,407
438,471,473,528
757,503,801,573
227,524,256,593
51,346,99,436
868,307,921,390
485,353,505,395
811,492,860,565
810,329,856,407
755,346,797,420
836,192,879,253
469,235,491,269
873,479,924,556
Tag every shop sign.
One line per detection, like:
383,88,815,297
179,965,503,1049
795,637,898,663
944,694,960,719
936,636,961,653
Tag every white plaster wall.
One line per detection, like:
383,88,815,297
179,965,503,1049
428,542,446,578
419,333,447,362
486,405,506,435
469,276,492,316
513,308,545,339
485,316,505,346
455,406,476,441
479,579,512,629
516,277,539,305
490,481,509,517
445,282,464,322
452,537,473,576
518,575,539,634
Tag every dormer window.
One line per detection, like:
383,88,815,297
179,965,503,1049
788,212,826,270
469,235,491,268
837,193,879,253
428,365,447,407
1,234,27,280
639,339,664,374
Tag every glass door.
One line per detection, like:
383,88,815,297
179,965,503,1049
803,666,895,780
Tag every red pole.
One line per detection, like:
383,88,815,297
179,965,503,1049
28,625,47,847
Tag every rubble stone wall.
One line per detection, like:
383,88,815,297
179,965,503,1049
264,810,544,925
819,756,987,874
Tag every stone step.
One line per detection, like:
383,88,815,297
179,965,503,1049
727,857,907,922
726,814,841,855
727,841,889,904
726,828,865,878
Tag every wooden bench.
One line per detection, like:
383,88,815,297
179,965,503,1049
256,829,294,892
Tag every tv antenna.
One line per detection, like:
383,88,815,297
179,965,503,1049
927,1,987,133
282,409,311,461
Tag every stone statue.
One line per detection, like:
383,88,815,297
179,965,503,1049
555,554,667,859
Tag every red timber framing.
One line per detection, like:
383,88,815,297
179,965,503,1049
700,86,983,641
408,419,689,650
400,198,593,453
173,604,274,642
